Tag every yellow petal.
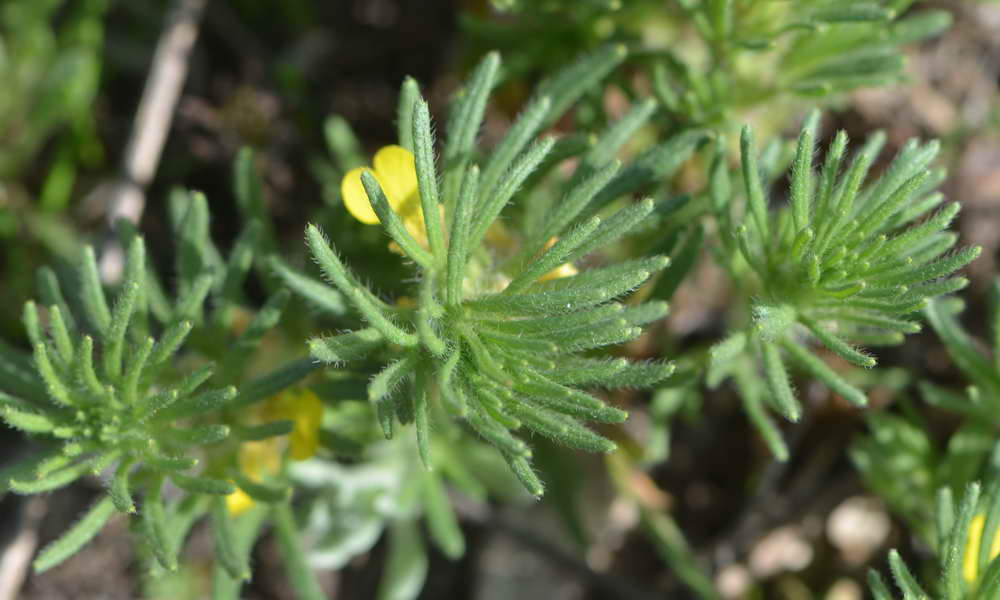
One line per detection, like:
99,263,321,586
966,513,986,582
403,215,430,248
539,262,579,282
537,237,579,282
226,486,255,516
373,145,419,211
341,166,380,224
288,389,323,461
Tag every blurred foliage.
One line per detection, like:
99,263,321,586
0,0,107,209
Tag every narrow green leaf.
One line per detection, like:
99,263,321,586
149,321,193,366
33,342,72,407
158,386,237,421
534,43,627,128
143,477,178,570
480,95,552,208
172,473,236,496
423,472,465,559
866,570,894,600
34,496,116,573
527,160,620,257
466,403,529,457
174,272,213,322
378,519,429,600
103,281,140,380
212,496,251,580
306,225,417,346
360,171,435,269
506,216,601,293
740,126,770,242
565,198,658,265
109,459,135,513
469,137,556,252
308,328,385,363
122,336,154,404
442,52,500,213
588,130,709,215
509,402,616,453
780,338,868,407
888,549,928,599
412,98,447,262
438,347,466,416
652,224,703,301
324,115,365,173
170,424,231,446
218,290,288,382
270,257,346,316
467,268,652,316
233,150,275,253
220,221,260,305
272,502,326,600
231,471,290,504
397,77,420,151
36,267,76,333
414,367,432,468
761,341,801,422
231,358,319,409
232,420,294,441
801,315,876,368
416,275,446,356
369,354,418,404
446,165,480,305
80,246,111,335
790,109,820,232
734,361,789,461
943,482,980,599
504,453,544,497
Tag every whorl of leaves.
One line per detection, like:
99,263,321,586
0,192,303,577
279,47,691,495
709,110,979,458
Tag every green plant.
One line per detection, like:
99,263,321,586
3,4,997,599
707,111,979,458
462,1,950,137
0,187,327,595
651,0,951,129
282,48,682,495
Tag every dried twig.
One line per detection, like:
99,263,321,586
100,0,208,280
0,497,45,600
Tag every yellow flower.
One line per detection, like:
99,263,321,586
264,388,324,460
225,488,256,517
340,145,578,282
225,388,323,515
341,145,427,248
964,513,1000,582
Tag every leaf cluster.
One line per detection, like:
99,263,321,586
284,47,682,496
0,189,312,580
653,0,951,127
709,111,979,458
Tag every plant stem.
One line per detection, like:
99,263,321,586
272,502,326,600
